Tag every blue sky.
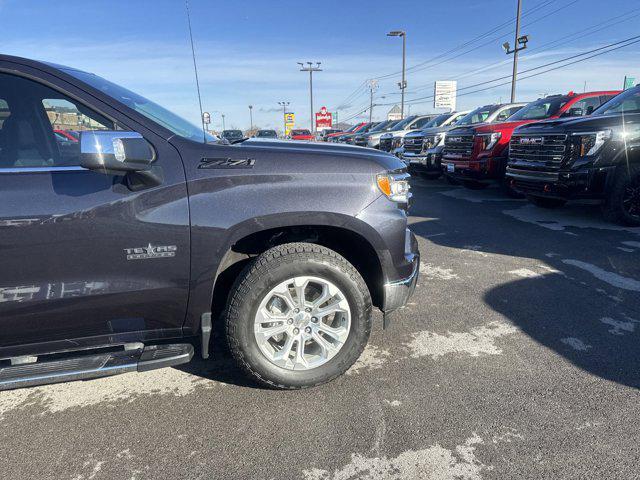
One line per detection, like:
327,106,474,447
2,0,638,131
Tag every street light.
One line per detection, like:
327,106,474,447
502,0,529,102
248,105,253,131
298,61,322,133
387,30,407,120
278,101,290,137
221,113,226,131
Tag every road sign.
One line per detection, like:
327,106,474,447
624,76,636,90
434,81,457,110
202,112,211,124
315,106,333,130
284,112,295,136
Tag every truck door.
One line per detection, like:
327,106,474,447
0,70,190,352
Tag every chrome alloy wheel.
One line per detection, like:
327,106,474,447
253,276,351,371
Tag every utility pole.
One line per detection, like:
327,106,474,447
368,80,378,123
278,101,290,136
248,105,253,131
387,30,407,119
502,0,528,103
298,62,322,133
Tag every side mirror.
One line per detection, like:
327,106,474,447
586,106,595,115
80,131,155,173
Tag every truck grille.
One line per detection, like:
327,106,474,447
403,136,424,154
509,134,568,168
353,136,368,147
379,137,393,151
443,135,474,157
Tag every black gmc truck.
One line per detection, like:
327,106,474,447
0,56,419,390
506,86,640,225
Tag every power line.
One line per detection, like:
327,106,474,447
373,35,640,107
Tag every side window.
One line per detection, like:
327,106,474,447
0,73,116,169
413,117,432,129
496,107,520,122
569,97,602,116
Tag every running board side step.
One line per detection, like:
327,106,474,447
0,344,194,391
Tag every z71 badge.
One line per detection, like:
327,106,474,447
124,244,177,260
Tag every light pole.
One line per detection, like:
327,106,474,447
368,80,378,123
278,101,290,137
298,61,322,133
387,30,406,119
221,114,226,131
502,0,529,102
248,105,253,131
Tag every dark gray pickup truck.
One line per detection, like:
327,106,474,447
0,56,419,390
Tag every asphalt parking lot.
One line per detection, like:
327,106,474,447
1,176,639,480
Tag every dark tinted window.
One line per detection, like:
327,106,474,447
507,97,569,121
0,73,115,168
594,88,640,115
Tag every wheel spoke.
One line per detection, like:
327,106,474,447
272,286,297,312
255,306,288,325
256,323,288,339
314,300,346,319
294,338,307,368
293,278,308,308
317,322,348,342
312,331,338,359
313,283,332,307
273,334,295,364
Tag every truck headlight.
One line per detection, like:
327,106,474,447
392,137,403,148
478,132,502,150
433,133,445,147
571,130,611,157
377,172,411,204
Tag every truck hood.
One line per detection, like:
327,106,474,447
514,113,637,134
473,119,535,134
239,137,404,172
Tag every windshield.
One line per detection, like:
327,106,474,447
422,113,452,129
292,130,310,135
369,121,393,133
256,130,277,137
63,68,217,143
593,88,640,115
223,130,243,138
455,106,497,126
508,96,569,121
390,116,417,130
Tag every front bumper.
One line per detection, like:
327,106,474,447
441,156,506,182
403,150,442,173
382,229,419,326
505,166,615,200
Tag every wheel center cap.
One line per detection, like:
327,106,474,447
294,312,310,327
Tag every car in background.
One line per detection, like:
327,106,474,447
379,115,437,152
353,120,402,148
400,111,470,178
221,129,245,143
318,129,342,141
289,129,315,141
325,122,366,141
332,122,380,144
54,129,79,142
254,129,278,139
441,91,620,192
506,86,640,225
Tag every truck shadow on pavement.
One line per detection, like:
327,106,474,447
408,181,640,389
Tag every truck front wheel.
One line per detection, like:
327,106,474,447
528,196,567,209
604,164,640,226
225,243,372,389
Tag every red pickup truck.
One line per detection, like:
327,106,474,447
289,129,315,141
441,91,621,194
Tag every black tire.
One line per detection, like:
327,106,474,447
225,242,372,389
419,171,442,180
463,180,489,190
500,178,525,199
604,164,640,226
446,175,460,185
528,196,567,209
